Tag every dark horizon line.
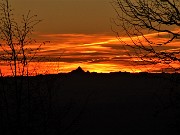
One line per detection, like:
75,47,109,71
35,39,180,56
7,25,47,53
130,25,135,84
2,71,180,78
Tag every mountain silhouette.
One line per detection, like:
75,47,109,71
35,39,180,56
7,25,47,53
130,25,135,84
70,66,85,74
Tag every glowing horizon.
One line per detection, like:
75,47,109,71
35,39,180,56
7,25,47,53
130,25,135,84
1,32,180,76
0,0,180,76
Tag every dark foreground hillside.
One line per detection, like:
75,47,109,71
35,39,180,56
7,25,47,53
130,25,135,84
0,72,180,135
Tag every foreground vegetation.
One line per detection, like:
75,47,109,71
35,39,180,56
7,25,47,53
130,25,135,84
0,71,180,135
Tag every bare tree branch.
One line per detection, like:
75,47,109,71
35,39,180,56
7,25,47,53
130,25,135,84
112,0,180,72
0,0,42,76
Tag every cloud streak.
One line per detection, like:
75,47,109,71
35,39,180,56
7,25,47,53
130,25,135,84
1,32,180,75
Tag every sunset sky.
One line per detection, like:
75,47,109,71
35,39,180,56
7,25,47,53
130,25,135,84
0,0,180,75
12,0,114,34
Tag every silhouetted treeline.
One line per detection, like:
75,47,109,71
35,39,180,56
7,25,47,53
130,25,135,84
0,72,180,135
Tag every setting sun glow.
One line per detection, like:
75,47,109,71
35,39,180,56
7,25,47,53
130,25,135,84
0,0,180,76
1,32,179,76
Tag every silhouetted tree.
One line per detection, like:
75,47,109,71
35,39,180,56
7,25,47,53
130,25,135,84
111,1,180,130
111,0,180,72
0,1,43,134
0,0,41,76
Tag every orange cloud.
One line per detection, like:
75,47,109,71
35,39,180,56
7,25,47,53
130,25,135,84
1,32,180,76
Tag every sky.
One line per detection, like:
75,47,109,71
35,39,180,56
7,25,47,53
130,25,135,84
12,0,114,34
0,0,180,75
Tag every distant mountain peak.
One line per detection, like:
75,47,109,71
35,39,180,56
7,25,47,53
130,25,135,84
70,66,85,74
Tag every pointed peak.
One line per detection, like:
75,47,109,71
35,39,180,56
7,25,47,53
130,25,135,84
70,66,85,74
77,66,83,70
